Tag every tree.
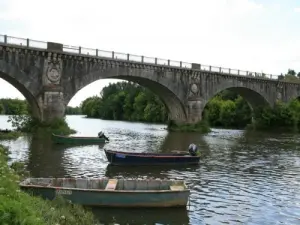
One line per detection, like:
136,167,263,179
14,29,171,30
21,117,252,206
287,69,296,76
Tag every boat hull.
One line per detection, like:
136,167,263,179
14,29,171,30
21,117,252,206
104,149,200,166
52,134,107,144
20,178,189,208
20,186,188,207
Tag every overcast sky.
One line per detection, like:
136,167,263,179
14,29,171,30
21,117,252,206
0,0,300,106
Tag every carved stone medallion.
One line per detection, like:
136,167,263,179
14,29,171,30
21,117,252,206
43,58,62,86
277,91,282,101
188,83,200,98
191,83,198,94
47,60,61,83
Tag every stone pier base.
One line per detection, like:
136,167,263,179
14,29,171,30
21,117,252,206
39,91,65,122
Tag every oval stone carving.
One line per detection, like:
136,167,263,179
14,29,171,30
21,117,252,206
47,67,60,83
191,83,198,94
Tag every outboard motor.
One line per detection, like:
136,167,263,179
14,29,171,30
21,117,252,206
98,131,103,138
188,143,198,156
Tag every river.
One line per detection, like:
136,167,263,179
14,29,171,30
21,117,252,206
1,115,300,224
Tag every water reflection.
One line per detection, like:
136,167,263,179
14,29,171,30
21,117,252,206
92,207,190,225
105,163,200,180
26,133,67,177
1,116,300,224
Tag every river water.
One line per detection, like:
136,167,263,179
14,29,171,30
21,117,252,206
1,115,300,225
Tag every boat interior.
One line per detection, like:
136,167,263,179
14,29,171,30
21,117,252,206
21,178,187,191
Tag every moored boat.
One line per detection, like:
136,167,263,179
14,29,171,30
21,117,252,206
19,177,190,207
52,133,109,144
104,149,200,166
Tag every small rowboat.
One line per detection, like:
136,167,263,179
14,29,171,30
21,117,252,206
52,133,109,144
20,177,190,207
104,149,200,166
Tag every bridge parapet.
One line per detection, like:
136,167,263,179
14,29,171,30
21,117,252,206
0,34,278,80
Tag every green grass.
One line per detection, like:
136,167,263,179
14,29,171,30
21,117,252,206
0,145,98,225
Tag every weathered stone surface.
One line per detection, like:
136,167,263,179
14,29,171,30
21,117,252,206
1,43,300,124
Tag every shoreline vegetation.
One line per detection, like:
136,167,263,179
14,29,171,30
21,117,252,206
1,69,300,134
0,144,98,225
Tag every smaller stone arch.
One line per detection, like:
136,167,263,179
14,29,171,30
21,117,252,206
0,71,41,120
203,86,272,113
201,86,272,125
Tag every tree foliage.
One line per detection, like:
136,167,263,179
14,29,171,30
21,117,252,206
81,82,168,123
0,98,28,115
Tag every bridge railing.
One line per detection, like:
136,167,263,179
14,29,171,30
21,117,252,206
0,34,279,80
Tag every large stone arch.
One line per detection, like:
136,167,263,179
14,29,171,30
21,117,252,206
63,63,188,123
0,60,42,120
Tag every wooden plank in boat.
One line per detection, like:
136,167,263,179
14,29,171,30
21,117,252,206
170,185,184,191
105,179,118,190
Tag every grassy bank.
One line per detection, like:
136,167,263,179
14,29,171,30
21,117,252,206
0,145,98,225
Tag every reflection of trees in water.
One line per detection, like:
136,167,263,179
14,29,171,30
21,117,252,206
91,206,190,225
26,132,67,177
159,132,210,153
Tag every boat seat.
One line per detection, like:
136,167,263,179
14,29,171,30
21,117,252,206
170,185,184,191
105,179,118,190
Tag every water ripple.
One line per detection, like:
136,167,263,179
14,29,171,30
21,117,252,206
1,116,300,224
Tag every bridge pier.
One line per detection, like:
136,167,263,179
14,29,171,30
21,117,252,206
186,99,204,124
38,42,66,122
38,89,65,122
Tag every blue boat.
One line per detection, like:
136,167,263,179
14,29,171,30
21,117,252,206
20,178,190,207
104,149,200,166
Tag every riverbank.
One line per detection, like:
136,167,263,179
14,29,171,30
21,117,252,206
0,145,98,225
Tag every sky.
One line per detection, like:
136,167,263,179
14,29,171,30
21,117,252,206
0,0,300,106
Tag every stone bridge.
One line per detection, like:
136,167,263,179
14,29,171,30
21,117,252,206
0,34,300,124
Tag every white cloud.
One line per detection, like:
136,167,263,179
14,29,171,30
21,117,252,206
294,7,300,12
0,0,300,106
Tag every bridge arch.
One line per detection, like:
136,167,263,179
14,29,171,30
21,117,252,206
0,61,42,120
202,81,272,112
204,86,271,111
200,86,271,127
64,66,188,124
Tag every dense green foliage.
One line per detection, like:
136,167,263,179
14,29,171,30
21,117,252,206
204,90,252,128
0,98,28,115
251,99,300,132
65,106,81,115
0,145,98,225
81,82,168,123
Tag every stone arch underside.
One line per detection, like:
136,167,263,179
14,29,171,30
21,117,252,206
0,62,41,120
203,86,271,112
65,70,188,123
115,75,187,122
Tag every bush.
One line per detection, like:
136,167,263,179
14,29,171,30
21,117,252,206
8,115,76,135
